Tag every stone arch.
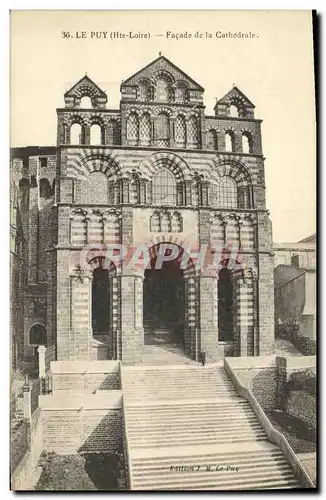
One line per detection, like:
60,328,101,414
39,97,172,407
67,151,121,180
29,323,47,346
70,208,88,245
209,159,253,209
139,151,192,182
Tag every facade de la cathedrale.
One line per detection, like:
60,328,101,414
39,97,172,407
10,55,316,491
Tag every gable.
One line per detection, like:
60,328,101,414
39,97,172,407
121,55,204,91
216,86,255,108
64,75,107,98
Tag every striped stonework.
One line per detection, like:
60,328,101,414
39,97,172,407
88,211,104,244
70,275,92,360
225,215,240,250
233,272,255,356
70,210,87,246
241,217,255,251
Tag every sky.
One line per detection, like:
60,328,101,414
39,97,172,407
10,10,316,243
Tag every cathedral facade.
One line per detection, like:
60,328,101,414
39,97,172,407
11,55,275,366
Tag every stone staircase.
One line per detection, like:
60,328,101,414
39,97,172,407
122,365,301,490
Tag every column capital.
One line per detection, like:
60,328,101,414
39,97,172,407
70,265,93,282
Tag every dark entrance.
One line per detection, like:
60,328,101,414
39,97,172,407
218,267,233,341
92,258,109,335
143,258,185,345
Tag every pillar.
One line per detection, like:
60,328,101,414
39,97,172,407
199,270,220,362
120,208,143,364
232,269,256,356
69,267,92,360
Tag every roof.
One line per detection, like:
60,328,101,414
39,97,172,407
298,233,316,244
215,86,255,108
64,74,107,98
121,55,204,91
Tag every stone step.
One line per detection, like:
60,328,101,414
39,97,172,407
132,447,283,464
127,422,262,435
130,434,267,448
126,409,257,420
132,463,293,484
132,454,287,471
132,470,299,490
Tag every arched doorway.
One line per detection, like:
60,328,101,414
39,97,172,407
142,242,198,352
89,256,116,336
143,257,185,345
218,267,234,341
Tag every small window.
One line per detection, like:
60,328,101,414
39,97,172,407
80,96,92,108
242,133,252,154
39,157,47,168
229,104,239,117
225,131,235,152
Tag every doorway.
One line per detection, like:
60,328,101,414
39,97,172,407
143,258,185,346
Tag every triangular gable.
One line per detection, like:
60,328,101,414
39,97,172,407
216,86,255,108
121,55,204,91
64,75,107,98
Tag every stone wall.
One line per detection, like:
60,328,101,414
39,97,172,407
40,392,123,456
226,356,277,410
287,391,316,432
11,409,44,490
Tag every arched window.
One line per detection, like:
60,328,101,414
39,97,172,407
127,113,139,145
160,212,171,233
187,116,198,146
242,132,253,154
140,113,152,145
225,131,235,152
152,169,176,206
175,84,188,103
107,120,120,145
156,79,169,102
70,123,83,145
175,115,186,147
138,82,150,101
80,96,92,108
90,124,102,145
157,113,170,139
217,176,238,209
229,104,239,117
207,129,218,150
29,324,47,346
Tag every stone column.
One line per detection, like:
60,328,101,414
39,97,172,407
185,180,193,207
69,267,93,361
120,208,143,364
199,269,220,362
184,276,198,360
232,269,255,356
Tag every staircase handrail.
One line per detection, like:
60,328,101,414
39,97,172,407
119,361,133,490
224,358,315,488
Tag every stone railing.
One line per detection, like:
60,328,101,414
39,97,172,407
10,420,29,474
38,345,56,394
224,358,315,488
30,379,41,415
119,362,133,490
